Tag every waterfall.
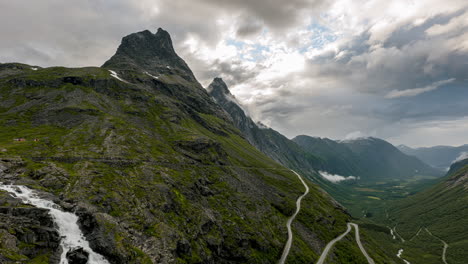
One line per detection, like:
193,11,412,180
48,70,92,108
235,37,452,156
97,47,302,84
0,183,110,264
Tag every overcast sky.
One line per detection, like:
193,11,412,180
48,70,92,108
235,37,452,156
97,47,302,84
1,0,467,147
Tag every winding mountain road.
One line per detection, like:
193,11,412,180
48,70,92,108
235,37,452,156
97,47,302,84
275,170,375,264
350,223,375,264
424,228,449,264
397,249,411,264
441,242,449,264
393,225,406,242
396,227,449,264
316,223,352,264
278,170,310,264
316,223,375,264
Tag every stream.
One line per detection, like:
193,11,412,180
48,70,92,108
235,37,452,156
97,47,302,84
0,183,110,264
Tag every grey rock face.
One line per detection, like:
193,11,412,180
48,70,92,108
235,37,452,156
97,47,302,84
0,196,62,263
102,28,197,83
207,77,324,171
75,206,129,263
101,29,234,135
66,247,89,264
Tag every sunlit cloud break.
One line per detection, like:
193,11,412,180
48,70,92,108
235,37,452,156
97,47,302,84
319,171,358,183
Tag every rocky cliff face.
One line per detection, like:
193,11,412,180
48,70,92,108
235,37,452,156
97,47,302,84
0,205,61,264
207,78,324,172
0,160,61,263
102,28,199,85
0,29,388,263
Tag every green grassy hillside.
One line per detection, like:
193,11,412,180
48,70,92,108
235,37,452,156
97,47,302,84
372,159,468,264
293,135,441,182
0,29,391,263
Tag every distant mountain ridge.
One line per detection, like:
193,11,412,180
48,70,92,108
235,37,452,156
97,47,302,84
398,144,468,170
293,135,441,182
208,78,441,185
0,28,386,263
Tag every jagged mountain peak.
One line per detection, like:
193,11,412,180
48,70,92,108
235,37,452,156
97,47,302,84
106,28,176,62
102,28,196,82
207,77,247,114
207,77,231,95
212,77,226,84
0,28,387,264
155,27,174,49
124,28,175,54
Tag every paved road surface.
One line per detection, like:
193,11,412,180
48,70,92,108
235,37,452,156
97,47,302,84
350,223,375,264
316,223,375,264
424,228,449,264
278,170,310,264
316,224,352,264
397,249,411,264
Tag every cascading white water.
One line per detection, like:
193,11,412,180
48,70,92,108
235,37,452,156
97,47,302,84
0,183,110,264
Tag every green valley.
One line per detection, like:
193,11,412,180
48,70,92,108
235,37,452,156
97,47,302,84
0,29,396,264
0,19,466,264
207,71,467,264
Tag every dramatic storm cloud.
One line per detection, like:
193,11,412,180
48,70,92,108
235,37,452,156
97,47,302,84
1,0,467,147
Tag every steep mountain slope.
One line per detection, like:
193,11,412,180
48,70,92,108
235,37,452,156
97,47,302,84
208,78,365,207
207,78,324,175
292,136,362,178
398,144,468,170
293,136,441,182
206,77,439,218
206,79,359,205
387,158,468,264
0,29,383,263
